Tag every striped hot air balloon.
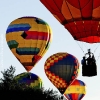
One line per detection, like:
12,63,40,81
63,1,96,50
6,16,52,72
64,79,86,100
14,72,43,89
44,52,79,94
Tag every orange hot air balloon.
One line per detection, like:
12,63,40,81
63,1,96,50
40,0,100,43
64,79,86,100
44,52,79,94
6,16,52,72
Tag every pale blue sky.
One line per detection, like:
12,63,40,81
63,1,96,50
0,0,100,100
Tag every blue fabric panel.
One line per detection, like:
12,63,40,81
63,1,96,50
6,24,31,33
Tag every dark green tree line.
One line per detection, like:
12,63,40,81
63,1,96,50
0,66,64,100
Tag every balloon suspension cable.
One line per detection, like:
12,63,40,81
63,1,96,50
96,53,100,62
93,43,100,54
82,43,100,62
75,41,85,54
92,43,100,61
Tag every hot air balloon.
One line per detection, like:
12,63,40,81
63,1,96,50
6,16,52,72
44,52,79,94
64,79,86,100
40,0,99,77
14,72,43,89
40,0,100,43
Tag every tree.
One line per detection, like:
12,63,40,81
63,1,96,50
0,65,16,90
0,66,63,100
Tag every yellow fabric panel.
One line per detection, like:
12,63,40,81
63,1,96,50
36,43,42,48
27,59,32,62
18,55,33,59
10,49,33,63
17,37,25,43
37,40,47,55
30,24,49,32
30,80,40,87
49,29,52,42
6,33,14,41
18,40,32,47
8,32,24,41
49,60,56,64
14,74,24,79
26,39,33,43
31,40,38,44
93,6,100,18
10,18,36,25
29,25,39,31
44,63,50,69
20,58,26,62
11,51,33,64
7,17,52,40
11,31,22,36
41,49,47,56
21,59,29,63
37,40,44,55
38,47,46,56
10,18,51,32
31,40,45,48
21,58,32,63
31,40,43,44
11,48,20,58
30,43,37,48
6,33,12,39
16,39,22,44
6,35,11,42
18,42,31,47
64,86,86,94
6,31,23,39
6,35,16,41
78,68,80,73
54,57,59,61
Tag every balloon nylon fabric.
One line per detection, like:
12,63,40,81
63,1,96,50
6,16,52,71
14,72,43,89
64,79,86,100
40,0,100,43
44,52,79,94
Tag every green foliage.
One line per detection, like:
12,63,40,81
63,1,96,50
0,66,63,100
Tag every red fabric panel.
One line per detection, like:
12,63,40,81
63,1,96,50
93,0,100,8
40,0,100,43
40,0,65,22
25,31,48,40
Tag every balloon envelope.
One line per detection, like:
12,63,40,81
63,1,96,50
40,0,100,43
6,16,52,71
14,72,43,89
64,79,86,100
44,52,79,94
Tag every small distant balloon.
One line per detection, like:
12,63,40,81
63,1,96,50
6,16,52,72
14,72,43,89
64,79,86,100
44,52,79,94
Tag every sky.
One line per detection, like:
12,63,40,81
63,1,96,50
0,0,100,100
